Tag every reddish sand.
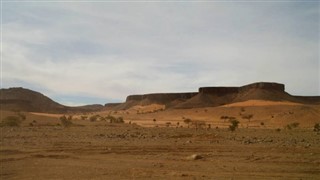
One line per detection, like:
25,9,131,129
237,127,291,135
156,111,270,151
222,100,302,107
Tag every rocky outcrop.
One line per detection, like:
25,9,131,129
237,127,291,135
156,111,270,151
199,82,285,95
126,93,198,104
199,87,239,95
239,82,285,92
2,82,318,112
118,82,319,109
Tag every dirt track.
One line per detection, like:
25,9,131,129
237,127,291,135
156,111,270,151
1,123,319,179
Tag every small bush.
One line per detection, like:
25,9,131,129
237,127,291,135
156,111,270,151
242,114,253,121
229,119,240,132
0,116,22,127
116,117,124,123
67,115,73,121
165,122,171,127
80,115,88,120
89,115,99,122
314,123,320,132
183,118,192,128
286,122,300,130
221,116,236,121
191,121,206,129
17,112,26,120
60,115,73,127
183,118,192,124
106,115,124,123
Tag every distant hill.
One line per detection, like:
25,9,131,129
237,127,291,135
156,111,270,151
2,82,319,113
0,87,103,113
111,82,320,110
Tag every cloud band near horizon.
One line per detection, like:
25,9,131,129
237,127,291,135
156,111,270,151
1,1,319,105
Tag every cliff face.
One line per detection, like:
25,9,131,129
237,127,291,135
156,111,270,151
118,82,319,110
2,82,317,113
239,82,285,92
199,82,285,95
126,93,198,104
199,87,239,95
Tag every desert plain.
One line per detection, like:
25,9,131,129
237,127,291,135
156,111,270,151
1,99,320,179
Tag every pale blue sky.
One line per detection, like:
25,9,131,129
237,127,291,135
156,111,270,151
1,1,319,106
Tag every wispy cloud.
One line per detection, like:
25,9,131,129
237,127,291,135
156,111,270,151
2,1,319,105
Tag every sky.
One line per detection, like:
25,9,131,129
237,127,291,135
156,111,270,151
1,1,319,106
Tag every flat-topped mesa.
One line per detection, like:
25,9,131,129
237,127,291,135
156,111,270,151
126,93,198,104
239,82,285,92
199,82,285,95
199,87,239,95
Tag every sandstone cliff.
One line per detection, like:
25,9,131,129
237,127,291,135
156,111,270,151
115,82,320,110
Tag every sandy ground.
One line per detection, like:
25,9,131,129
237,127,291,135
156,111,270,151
102,103,320,128
1,102,320,179
1,123,319,179
222,100,303,107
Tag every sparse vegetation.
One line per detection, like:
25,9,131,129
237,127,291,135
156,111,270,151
313,123,320,132
0,116,22,127
183,118,192,128
60,115,73,127
242,114,253,121
221,116,236,122
106,115,124,123
191,121,206,129
67,115,73,121
17,112,26,120
286,122,300,130
81,115,88,120
165,122,171,127
89,115,100,122
229,119,240,132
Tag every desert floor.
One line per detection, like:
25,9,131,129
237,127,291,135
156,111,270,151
1,122,320,179
1,102,320,179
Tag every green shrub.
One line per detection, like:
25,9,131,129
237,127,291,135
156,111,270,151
0,116,22,127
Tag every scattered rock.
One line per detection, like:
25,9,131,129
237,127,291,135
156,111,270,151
187,154,203,160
